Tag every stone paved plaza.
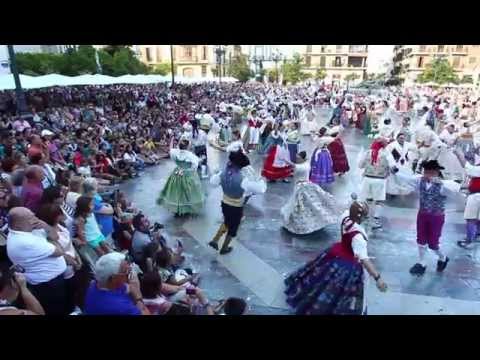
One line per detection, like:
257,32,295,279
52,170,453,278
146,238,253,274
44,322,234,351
121,108,480,315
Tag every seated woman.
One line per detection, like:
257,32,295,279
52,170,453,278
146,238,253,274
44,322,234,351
281,151,345,235
140,271,214,315
154,248,200,288
0,266,45,315
73,196,111,256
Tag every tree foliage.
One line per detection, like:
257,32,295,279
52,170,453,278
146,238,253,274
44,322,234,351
15,45,149,77
314,68,327,81
416,58,459,84
150,63,172,75
281,53,311,84
227,54,253,82
345,73,361,81
267,68,280,83
226,54,253,82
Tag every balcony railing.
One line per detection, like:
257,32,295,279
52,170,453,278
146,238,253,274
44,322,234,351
348,46,367,53
176,56,198,62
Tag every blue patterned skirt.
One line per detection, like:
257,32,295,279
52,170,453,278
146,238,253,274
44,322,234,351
285,250,364,315
310,149,334,184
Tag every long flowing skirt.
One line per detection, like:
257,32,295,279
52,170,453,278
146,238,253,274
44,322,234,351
310,149,335,184
436,148,465,181
288,143,299,163
157,167,205,215
285,250,364,315
456,138,476,165
261,146,294,180
328,138,350,174
281,182,344,234
387,163,415,195
218,127,232,147
301,119,319,135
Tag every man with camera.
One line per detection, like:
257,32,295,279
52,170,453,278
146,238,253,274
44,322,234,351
131,213,167,264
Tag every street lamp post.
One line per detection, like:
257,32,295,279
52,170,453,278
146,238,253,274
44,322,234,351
271,50,283,84
250,54,264,82
215,45,226,83
7,45,28,115
170,45,175,86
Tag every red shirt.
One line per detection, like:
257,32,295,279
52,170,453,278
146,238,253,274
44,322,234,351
469,178,480,193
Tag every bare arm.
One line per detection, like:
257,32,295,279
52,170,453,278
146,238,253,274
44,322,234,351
15,273,45,315
74,218,88,246
97,203,114,215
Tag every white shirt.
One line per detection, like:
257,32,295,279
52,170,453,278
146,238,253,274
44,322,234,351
210,168,267,195
7,230,67,285
192,130,208,147
66,191,81,209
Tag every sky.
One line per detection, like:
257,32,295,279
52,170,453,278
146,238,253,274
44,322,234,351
268,45,395,73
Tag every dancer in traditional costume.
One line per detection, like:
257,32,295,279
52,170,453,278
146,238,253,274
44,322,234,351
243,110,262,153
317,127,350,175
309,138,334,185
281,152,345,235
284,197,387,315
459,162,480,249
209,150,266,254
261,132,295,183
259,119,275,155
157,139,205,216
300,105,318,135
199,109,214,134
286,122,301,162
385,132,417,196
393,160,461,276
191,126,209,179
358,137,393,230
217,113,232,148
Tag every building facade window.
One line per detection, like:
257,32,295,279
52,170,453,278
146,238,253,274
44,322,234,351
305,55,311,67
470,57,477,64
202,46,207,60
456,45,464,51
321,45,327,52
201,65,207,77
349,45,367,53
184,46,193,58
183,68,194,77
336,45,342,52
453,56,461,68
438,45,445,52
320,56,326,67
307,45,312,53
145,47,152,62
334,56,342,67
419,45,426,52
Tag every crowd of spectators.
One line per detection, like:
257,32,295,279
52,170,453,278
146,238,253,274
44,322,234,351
0,81,259,315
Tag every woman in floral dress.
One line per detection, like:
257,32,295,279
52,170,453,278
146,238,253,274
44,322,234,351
285,197,388,315
281,152,344,235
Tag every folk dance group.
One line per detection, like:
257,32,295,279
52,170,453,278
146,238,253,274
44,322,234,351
155,93,479,315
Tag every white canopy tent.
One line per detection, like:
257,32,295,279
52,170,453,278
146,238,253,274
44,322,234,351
0,73,238,90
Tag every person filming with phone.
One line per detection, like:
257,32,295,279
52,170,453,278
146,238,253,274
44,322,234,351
0,264,45,315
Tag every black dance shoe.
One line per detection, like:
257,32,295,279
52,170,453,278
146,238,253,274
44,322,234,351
409,263,426,276
436,257,449,272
